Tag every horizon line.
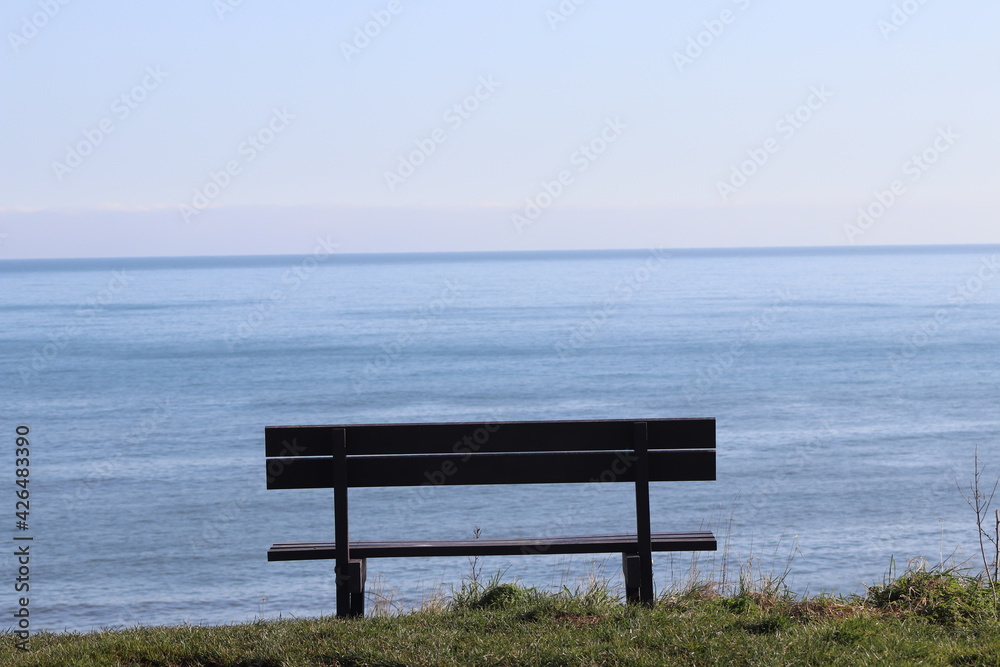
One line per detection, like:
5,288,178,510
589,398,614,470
3,241,999,266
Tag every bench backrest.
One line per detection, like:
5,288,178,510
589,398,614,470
265,418,715,490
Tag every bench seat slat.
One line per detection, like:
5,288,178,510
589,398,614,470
266,418,714,457
267,450,715,489
267,531,717,560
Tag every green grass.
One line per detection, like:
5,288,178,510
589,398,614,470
6,565,1000,666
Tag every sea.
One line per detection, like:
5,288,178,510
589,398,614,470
1,244,999,633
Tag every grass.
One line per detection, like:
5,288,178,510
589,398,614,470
7,456,999,665
7,562,1000,666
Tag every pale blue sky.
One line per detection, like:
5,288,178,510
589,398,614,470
1,0,997,258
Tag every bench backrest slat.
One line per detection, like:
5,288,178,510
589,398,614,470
265,418,714,457
267,449,714,489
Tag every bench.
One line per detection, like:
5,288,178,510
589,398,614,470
265,417,716,617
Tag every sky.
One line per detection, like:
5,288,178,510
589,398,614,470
1,0,997,259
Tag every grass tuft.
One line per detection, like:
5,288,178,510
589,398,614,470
865,562,997,625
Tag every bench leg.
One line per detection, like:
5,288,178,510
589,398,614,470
622,553,640,604
622,552,654,606
639,552,654,606
336,559,367,618
349,559,367,617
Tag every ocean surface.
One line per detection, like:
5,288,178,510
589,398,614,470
2,245,999,633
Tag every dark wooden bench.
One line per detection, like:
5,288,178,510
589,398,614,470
265,417,716,616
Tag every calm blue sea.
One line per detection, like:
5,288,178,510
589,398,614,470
2,245,999,632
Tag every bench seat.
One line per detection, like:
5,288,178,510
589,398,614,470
268,531,717,560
